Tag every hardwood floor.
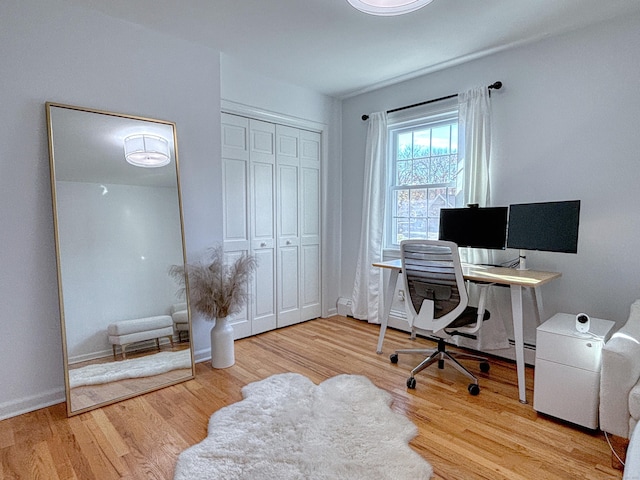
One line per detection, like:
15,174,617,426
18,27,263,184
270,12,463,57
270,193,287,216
0,316,623,479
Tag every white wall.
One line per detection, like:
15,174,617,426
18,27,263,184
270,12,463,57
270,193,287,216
220,54,343,317
341,13,640,342
0,0,221,419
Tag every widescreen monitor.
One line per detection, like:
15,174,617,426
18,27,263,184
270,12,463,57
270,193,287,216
438,206,508,250
506,200,580,253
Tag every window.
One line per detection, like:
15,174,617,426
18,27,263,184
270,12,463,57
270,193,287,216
385,103,462,248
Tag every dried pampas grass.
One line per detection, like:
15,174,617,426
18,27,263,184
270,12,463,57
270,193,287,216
171,246,257,321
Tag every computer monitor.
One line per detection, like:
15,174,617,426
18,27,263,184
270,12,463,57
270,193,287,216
506,200,581,254
438,206,508,249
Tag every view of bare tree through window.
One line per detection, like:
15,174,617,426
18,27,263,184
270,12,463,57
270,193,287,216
389,119,461,245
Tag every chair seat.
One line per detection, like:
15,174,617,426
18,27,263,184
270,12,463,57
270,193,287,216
446,307,490,330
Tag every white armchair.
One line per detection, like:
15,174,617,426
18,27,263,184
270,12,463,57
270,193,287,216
600,299,640,439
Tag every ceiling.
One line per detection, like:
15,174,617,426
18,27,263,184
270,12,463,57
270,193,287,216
67,0,640,98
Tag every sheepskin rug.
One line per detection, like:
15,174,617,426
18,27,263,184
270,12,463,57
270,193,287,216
68,349,191,388
174,372,433,479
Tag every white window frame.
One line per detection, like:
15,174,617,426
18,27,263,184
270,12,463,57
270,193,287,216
384,98,463,253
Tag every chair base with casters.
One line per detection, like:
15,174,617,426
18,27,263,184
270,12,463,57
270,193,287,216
390,337,490,395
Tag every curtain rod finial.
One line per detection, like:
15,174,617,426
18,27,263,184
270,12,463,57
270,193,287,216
361,114,369,121
489,81,503,90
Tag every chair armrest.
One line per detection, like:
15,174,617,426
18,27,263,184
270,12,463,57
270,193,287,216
600,331,640,438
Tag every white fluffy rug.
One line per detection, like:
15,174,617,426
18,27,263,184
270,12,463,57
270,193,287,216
69,349,191,388
174,373,433,479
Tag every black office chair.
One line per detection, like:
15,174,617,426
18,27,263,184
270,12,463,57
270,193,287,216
390,239,491,395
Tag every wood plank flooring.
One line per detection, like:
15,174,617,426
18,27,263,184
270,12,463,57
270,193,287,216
0,316,623,479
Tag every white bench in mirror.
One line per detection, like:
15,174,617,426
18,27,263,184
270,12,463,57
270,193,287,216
171,303,189,342
108,315,174,359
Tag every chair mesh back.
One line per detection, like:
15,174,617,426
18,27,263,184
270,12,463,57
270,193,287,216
402,242,461,320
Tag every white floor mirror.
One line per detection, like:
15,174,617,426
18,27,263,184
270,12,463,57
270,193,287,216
46,103,194,416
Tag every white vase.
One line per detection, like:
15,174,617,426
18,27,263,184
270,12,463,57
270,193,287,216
210,316,235,368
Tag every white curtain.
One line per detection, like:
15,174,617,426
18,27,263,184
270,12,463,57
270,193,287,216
351,112,388,324
455,86,510,350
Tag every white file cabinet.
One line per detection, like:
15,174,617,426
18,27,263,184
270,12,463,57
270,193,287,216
533,313,615,429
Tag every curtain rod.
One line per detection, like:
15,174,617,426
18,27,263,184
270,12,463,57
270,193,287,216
361,81,503,121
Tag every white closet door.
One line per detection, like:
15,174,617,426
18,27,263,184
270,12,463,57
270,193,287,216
276,125,301,328
221,113,251,339
299,130,322,320
249,119,277,335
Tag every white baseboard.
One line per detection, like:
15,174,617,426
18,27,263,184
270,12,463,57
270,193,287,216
0,387,65,421
325,307,338,317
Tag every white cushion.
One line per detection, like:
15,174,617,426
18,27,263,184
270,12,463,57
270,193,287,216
172,310,188,324
108,315,172,336
109,326,174,346
171,302,188,314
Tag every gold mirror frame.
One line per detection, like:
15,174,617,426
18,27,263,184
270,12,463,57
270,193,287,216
46,103,194,416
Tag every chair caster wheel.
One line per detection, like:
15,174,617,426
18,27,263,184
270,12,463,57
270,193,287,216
407,377,416,389
468,383,480,395
480,362,490,373
390,353,398,364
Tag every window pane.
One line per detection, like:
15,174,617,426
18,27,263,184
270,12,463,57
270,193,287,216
412,158,429,184
409,217,427,239
409,188,427,220
449,154,457,179
395,189,409,217
427,218,440,240
396,160,411,185
431,125,451,155
431,155,451,183
427,187,448,216
413,129,430,158
451,124,458,154
446,187,457,208
397,132,412,160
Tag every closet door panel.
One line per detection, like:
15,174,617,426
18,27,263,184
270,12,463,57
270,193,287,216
222,158,249,248
278,165,299,239
277,245,301,327
276,125,301,327
299,130,321,320
252,247,276,334
250,119,277,334
222,113,251,338
301,166,320,239
301,243,321,318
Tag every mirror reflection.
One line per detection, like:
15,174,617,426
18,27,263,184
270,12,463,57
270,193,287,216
46,103,194,416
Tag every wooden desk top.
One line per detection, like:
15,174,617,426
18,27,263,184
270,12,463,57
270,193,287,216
372,259,561,288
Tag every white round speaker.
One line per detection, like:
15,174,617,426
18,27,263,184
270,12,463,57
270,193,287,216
575,313,590,333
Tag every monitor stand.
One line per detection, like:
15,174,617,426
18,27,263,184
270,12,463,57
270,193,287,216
517,249,528,270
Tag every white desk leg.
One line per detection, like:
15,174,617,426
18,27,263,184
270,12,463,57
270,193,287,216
376,268,399,354
532,286,545,325
510,285,528,404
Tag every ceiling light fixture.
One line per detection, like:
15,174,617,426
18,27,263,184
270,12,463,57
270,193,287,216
346,0,434,16
123,134,170,168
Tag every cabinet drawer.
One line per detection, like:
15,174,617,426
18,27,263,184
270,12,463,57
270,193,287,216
533,358,601,429
535,330,603,372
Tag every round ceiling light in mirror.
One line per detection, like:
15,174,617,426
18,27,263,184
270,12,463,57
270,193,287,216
346,0,434,16
124,134,170,168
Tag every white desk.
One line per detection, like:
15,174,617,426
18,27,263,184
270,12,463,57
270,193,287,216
373,259,561,403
